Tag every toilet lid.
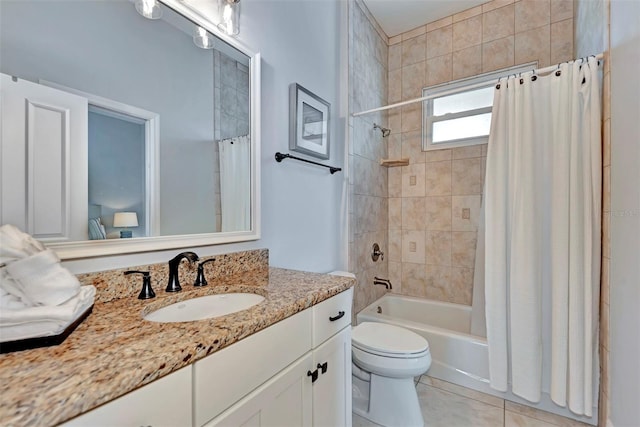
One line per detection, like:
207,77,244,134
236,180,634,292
352,322,429,355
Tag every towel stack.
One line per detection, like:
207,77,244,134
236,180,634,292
0,225,96,342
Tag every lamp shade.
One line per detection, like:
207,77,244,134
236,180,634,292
113,212,139,228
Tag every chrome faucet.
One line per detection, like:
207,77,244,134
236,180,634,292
166,251,199,292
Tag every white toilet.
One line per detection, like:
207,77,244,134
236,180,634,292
351,322,431,427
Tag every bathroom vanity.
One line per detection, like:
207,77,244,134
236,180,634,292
0,266,354,427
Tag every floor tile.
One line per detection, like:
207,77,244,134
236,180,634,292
417,383,504,427
419,375,505,409
505,402,593,427
353,413,384,427
505,410,557,427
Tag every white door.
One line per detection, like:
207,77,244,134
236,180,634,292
0,73,88,241
313,327,352,427
205,352,314,427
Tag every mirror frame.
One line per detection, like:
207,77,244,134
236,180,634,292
46,0,261,260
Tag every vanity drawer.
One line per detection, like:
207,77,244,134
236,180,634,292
312,287,353,348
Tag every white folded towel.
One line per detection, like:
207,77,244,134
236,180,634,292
0,224,46,261
3,249,81,307
0,285,96,342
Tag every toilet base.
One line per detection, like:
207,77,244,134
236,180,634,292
352,371,424,427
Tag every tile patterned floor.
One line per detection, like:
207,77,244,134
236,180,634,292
353,375,593,427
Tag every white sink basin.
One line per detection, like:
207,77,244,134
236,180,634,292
144,293,265,323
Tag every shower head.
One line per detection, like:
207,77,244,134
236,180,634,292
373,123,391,138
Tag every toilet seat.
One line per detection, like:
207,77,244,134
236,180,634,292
352,322,429,357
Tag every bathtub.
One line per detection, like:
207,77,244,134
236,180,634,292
357,294,491,392
357,294,598,425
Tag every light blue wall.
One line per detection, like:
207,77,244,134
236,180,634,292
59,0,348,274
88,112,147,238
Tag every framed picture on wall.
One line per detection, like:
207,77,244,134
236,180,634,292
289,83,330,160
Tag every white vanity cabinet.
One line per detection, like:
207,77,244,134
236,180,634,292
61,365,192,427
203,287,353,427
60,288,353,427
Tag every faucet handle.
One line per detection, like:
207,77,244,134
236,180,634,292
194,258,216,287
124,270,155,300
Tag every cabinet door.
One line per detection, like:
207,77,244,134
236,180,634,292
61,366,192,427
313,327,352,427
205,353,313,427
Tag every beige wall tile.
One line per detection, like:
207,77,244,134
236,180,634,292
603,165,610,214
388,167,402,197
603,211,610,258
603,119,610,166
425,196,452,231
550,0,573,22
483,36,515,72
401,104,423,132
387,72,401,102
483,4,515,43
426,16,453,32
515,0,550,33
514,26,551,68
402,196,427,229
401,130,426,163
388,261,402,293
453,145,482,159
482,0,514,14
388,133,402,159
480,143,488,156
402,164,426,198
402,34,427,66
389,108,401,134
452,195,482,231
389,197,402,230
451,231,478,268
453,45,483,80
426,148,452,162
452,157,483,195
601,256,610,306
426,54,453,86
450,267,474,304
402,61,426,100
550,19,574,64
453,5,483,23
402,230,426,264
402,262,428,297
425,160,452,196
388,229,402,262
453,15,483,51
427,25,453,59
389,34,402,45
425,230,452,266
389,43,402,71
425,265,453,301
402,25,426,41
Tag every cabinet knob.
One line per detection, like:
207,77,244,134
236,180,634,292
307,369,318,383
317,362,328,374
329,311,345,322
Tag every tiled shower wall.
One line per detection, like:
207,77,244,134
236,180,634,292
348,0,390,315
386,0,575,305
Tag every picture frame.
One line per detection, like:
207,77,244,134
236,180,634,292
289,83,331,160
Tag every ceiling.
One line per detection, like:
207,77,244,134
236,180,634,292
361,0,486,37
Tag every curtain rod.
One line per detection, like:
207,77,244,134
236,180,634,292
352,53,604,118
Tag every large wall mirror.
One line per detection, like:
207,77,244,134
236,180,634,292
0,0,261,259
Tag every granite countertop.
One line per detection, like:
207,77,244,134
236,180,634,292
0,267,354,427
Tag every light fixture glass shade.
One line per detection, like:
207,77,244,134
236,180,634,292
135,0,162,20
113,212,139,228
193,26,215,49
218,0,240,36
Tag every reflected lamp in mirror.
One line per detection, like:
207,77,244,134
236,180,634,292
193,26,215,49
135,0,162,20
218,0,240,36
113,212,139,238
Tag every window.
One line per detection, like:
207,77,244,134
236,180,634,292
422,63,535,151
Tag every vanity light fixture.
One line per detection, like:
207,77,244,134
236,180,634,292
193,26,215,49
218,0,240,36
135,0,162,20
113,212,139,238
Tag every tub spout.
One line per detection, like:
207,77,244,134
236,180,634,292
373,277,392,290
